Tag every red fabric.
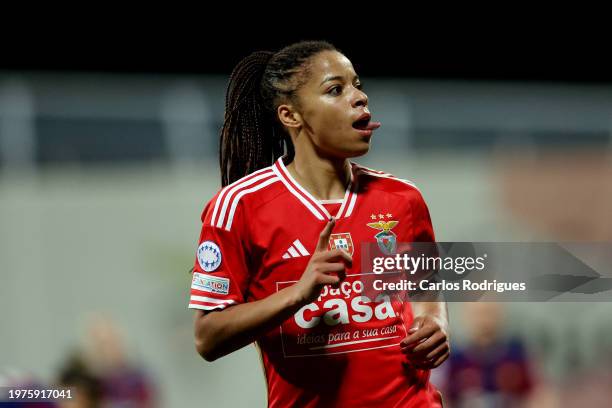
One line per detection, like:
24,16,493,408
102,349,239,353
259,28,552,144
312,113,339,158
188,157,442,407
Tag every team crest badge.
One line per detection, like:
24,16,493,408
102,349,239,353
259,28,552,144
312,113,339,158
328,233,354,256
367,215,399,255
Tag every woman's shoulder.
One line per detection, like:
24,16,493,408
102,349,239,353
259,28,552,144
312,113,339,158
351,162,423,197
200,166,284,229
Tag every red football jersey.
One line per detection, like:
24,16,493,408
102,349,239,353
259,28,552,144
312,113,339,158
188,157,443,408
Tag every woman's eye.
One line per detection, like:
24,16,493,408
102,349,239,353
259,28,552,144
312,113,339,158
355,83,363,90
328,86,342,96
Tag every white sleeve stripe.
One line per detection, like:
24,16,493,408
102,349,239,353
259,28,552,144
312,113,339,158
293,239,310,256
210,186,229,228
190,296,236,305
188,303,230,311
210,167,273,226
225,177,280,231
214,170,275,228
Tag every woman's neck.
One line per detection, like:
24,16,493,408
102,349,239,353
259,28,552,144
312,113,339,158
286,153,351,201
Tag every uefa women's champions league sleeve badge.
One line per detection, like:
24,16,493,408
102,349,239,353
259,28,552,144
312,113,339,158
367,213,399,255
197,240,222,272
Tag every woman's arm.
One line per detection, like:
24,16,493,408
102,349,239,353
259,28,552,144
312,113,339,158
194,218,351,362
194,285,301,361
400,190,450,369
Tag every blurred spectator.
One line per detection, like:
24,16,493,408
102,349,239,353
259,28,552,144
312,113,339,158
56,352,103,408
80,315,157,408
441,303,536,408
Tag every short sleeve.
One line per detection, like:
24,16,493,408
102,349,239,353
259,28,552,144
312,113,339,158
187,197,251,312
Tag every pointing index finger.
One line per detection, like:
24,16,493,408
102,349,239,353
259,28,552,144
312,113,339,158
316,217,335,252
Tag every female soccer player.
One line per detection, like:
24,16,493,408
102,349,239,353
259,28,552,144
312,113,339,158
188,41,449,407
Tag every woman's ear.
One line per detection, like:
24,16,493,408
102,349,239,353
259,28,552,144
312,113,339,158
277,104,302,130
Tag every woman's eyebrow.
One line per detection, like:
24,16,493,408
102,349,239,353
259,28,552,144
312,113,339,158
320,75,344,86
319,74,359,87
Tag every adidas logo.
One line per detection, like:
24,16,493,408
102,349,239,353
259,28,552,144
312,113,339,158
282,239,310,259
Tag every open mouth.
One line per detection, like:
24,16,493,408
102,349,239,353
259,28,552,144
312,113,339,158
352,115,381,132
352,117,371,130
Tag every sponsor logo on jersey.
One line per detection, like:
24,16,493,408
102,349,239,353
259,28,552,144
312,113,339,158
191,272,230,295
197,240,222,272
328,232,354,256
276,274,407,357
367,214,399,255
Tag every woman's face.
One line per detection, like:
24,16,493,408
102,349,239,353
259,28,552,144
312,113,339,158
290,50,379,159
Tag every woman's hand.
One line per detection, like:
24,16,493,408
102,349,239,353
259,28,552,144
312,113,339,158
291,217,352,305
400,314,450,369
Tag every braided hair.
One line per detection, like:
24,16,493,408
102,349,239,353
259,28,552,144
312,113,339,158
219,40,337,186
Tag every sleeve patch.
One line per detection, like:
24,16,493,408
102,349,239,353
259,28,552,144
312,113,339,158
197,240,222,271
191,272,230,295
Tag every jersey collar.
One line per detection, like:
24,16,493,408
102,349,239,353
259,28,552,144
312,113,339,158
272,157,358,221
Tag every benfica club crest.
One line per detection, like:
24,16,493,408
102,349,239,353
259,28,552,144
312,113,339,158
328,233,354,256
367,216,399,255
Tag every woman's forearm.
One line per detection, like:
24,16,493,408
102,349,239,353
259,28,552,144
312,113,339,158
194,285,305,361
411,301,449,329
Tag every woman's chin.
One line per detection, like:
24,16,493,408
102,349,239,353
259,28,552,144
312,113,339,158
343,142,370,158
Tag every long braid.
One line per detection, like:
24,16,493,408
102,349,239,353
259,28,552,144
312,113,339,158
219,41,336,186
220,51,274,186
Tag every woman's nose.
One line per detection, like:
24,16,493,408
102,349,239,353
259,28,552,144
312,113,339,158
352,88,368,108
